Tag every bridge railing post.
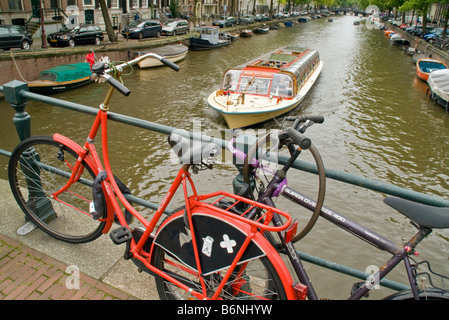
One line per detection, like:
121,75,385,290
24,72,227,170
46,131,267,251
3,80,31,142
3,80,56,234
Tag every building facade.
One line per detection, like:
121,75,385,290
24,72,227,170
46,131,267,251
0,0,280,38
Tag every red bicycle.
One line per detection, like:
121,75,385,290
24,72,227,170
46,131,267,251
8,53,305,300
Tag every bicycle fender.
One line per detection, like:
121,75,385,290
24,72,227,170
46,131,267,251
52,133,114,232
52,134,98,174
153,209,266,275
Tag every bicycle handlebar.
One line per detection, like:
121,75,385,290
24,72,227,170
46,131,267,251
91,52,180,96
284,127,311,150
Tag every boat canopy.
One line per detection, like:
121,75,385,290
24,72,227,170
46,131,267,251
38,62,92,82
221,46,320,98
428,69,449,102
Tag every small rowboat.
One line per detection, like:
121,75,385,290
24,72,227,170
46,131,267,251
416,58,448,81
240,29,253,37
136,44,188,68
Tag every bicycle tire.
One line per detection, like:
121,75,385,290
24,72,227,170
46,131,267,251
242,133,326,242
152,244,288,300
8,135,107,243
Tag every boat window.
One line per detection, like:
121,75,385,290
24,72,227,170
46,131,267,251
270,74,294,97
222,70,241,91
239,76,271,95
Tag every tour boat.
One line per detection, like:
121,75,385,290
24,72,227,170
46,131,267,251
207,46,323,129
136,44,188,68
189,26,231,50
416,58,448,81
27,62,93,95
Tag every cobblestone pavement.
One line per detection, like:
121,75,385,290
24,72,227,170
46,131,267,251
0,233,136,300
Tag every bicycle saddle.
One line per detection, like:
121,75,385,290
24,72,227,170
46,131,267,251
384,196,449,229
168,132,220,164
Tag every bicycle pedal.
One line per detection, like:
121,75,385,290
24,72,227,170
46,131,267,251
110,226,133,245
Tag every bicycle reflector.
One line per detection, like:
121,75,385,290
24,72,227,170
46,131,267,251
284,219,298,243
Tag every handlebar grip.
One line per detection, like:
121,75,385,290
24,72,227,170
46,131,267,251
104,74,131,96
160,58,180,71
286,115,324,123
285,127,312,150
306,115,325,124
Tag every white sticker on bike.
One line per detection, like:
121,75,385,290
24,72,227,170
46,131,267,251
202,236,214,257
220,234,237,254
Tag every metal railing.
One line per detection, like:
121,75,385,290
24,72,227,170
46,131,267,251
2,79,448,293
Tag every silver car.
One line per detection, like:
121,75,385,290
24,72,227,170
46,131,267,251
162,19,190,36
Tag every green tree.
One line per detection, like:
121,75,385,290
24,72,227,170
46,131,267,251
399,0,433,31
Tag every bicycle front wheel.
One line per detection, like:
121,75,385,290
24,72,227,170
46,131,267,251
8,136,106,243
152,244,288,300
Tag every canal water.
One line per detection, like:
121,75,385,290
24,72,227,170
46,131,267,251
1,15,448,299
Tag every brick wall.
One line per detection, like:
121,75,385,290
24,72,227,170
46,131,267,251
0,50,130,85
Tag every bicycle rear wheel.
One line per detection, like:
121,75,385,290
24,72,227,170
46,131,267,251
8,136,106,243
152,244,288,300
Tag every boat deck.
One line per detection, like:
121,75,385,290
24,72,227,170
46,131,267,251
243,47,308,70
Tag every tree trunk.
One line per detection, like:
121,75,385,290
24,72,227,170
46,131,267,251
98,0,116,43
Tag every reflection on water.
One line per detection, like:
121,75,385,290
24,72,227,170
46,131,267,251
1,15,448,299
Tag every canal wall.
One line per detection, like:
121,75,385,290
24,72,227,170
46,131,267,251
0,20,277,85
386,22,449,65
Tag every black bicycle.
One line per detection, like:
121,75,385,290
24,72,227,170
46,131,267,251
228,115,449,300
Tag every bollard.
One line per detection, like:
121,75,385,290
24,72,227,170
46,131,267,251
3,80,56,233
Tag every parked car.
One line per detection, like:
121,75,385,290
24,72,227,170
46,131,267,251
212,16,237,28
121,19,162,39
424,28,448,41
0,25,33,50
255,14,266,22
241,14,255,24
47,24,103,47
162,19,190,36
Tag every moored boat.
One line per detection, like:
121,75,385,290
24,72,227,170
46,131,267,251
427,69,449,110
207,46,323,129
254,24,269,34
221,32,239,41
27,62,93,95
189,26,231,50
136,44,188,68
240,29,253,37
389,33,410,46
416,58,448,81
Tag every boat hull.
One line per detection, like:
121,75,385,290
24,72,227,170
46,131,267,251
189,37,230,50
28,77,92,95
137,44,188,68
208,60,323,129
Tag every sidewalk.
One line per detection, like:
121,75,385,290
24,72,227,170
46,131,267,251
0,178,159,300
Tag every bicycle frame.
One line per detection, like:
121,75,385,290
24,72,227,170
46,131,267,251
229,134,437,299
51,84,299,300
259,172,432,300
